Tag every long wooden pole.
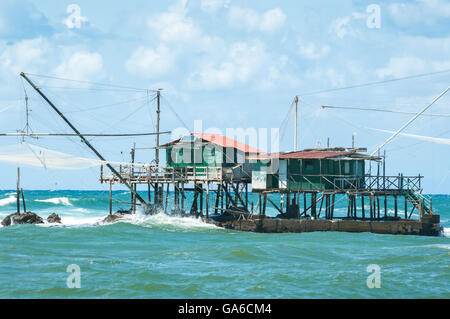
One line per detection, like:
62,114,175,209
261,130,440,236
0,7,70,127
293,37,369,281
16,167,20,214
21,188,26,213
20,72,148,208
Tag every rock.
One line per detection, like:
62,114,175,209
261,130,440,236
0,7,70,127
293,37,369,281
1,212,43,226
47,213,61,224
1,212,20,226
102,210,131,224
15,212,44,225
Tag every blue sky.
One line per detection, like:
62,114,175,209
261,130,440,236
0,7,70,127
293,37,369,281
0,0,449,192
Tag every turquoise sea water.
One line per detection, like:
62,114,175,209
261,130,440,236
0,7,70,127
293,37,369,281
0,190,449,299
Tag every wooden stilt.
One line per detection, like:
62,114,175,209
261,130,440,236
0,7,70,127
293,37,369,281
258,194,262,215
164,183,169,213
361,195,365,220
263,194,267,216
206,182,209,220
200,184,203,216
394,195,398,218
214,184,220,215
181,183,185,211
109,182,112,216
148,182,151,202
21,188,26,213
331,194,335,219
377,196,380,220
404,196,408,219
311,192,317,219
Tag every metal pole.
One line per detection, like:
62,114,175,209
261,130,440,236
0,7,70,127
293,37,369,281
20,72,148,207
155,89,161,165
294,96,298,151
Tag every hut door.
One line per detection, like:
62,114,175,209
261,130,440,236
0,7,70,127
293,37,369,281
279,160,287,189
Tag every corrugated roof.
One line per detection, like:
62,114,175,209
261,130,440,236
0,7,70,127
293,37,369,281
248,150,353,160
191,133,263,154
159,133,264,154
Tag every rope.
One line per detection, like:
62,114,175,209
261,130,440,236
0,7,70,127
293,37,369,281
298,68,450,97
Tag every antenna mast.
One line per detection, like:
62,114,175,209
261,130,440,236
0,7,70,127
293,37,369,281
155,89,162,165
294,96,299,151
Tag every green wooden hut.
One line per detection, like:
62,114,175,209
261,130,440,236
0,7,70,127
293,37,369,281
249,148,379,191
161,133,263,180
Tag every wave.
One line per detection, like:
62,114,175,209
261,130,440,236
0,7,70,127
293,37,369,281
442,227,450,238
34,197,72,206
131,213,219,231
0,195,16,207
38,216,104,228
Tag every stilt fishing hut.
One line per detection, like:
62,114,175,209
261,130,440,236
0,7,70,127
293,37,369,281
248,147,434,221
101,133,264,218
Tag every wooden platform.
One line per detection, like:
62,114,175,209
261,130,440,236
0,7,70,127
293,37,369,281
210,214,442,236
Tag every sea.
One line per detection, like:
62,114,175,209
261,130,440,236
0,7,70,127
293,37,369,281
0,190,449,299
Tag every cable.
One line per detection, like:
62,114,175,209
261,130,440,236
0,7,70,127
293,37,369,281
23,73,156,92
298,68,450,97
321,105,450,117
160,95,191,132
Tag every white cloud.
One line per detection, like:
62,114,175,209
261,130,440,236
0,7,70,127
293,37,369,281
0,37,48,75
188,40,268,89
127,0,225,78
200,0,228,13
53,51,103,81
148,0,202,44
298,42,330,60
330,11,367,39
376,56,450,78
260,8,287,32
228,6,286,32
125,45,174,78
389,0,450,25
305,67,346,87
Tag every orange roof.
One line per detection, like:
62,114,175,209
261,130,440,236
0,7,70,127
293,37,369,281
191,133,263,154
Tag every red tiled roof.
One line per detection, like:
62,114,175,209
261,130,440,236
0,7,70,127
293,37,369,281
191,133,263,154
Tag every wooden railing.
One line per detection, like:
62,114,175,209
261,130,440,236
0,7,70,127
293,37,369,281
101,164,230,183
274,173,423,192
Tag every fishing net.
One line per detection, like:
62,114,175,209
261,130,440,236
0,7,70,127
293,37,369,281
369,128,450,145
0,143,131,170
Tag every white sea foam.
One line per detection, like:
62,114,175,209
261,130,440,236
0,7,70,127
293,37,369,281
0,195,16,207
135,213,218,230
35,197,72,206
442,227,450,238
37,215,104,228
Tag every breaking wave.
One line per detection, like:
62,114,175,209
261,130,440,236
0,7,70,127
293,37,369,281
0,195,16,207
442,227,450,238
35,197,72,206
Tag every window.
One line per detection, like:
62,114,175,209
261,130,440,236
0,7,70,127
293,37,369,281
344,161,350,174
305,160,313,171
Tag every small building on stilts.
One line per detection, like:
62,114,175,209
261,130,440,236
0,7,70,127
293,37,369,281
100,133,264,220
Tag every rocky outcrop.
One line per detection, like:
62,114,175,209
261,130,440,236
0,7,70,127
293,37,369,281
102,210,132,224
47,213,61,224
1,212,43,226
1,212,20,226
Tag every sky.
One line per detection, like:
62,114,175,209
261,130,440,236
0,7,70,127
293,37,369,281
0,0,449,193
